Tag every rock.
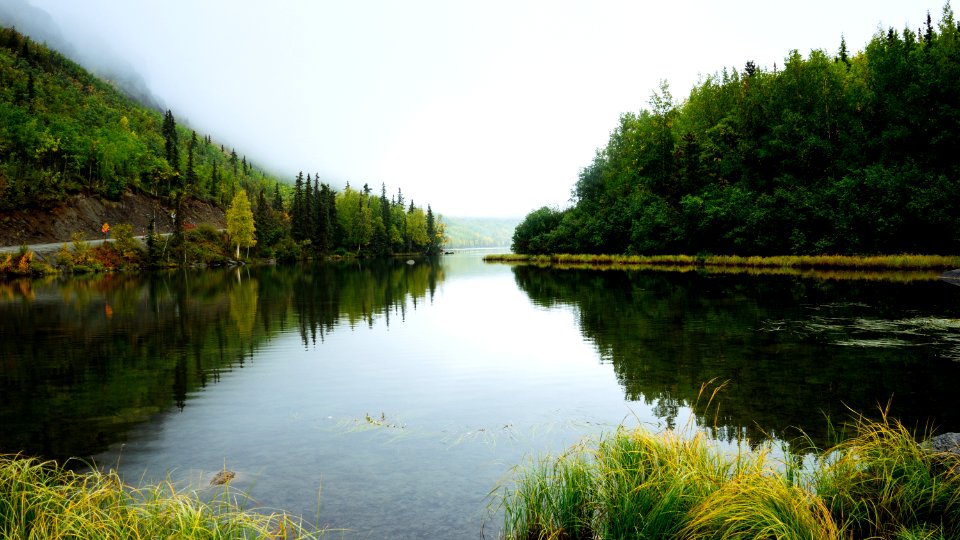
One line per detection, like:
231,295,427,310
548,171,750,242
940,270,960,286
210,470,236,485
923,432,960,456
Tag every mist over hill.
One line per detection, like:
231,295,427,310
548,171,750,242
0,0,164,110
442,216,519,249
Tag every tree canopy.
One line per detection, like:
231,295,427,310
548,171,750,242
514,5,960,256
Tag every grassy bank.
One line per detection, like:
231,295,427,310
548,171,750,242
497,412,960,539
485,253,960,278
0,456,322,539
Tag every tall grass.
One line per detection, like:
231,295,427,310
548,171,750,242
0,455,323,539
497,411,960,539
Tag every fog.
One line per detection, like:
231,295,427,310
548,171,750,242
1,0,940,217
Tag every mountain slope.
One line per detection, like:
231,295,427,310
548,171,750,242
0,24,281,243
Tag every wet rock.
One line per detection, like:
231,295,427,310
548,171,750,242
940,270,960,286
210,470,236,485
924,433,960,456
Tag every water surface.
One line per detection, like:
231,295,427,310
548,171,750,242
2,254,960,537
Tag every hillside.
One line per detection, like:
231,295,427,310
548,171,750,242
442,216,519,249
513,7,960,256
0,25,281,243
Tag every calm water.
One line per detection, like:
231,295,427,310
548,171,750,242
2,253,960,537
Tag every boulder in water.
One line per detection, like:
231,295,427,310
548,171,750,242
924,433,960,456
210,470,236,485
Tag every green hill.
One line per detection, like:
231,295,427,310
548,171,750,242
443,216,519,249
0,25,279,214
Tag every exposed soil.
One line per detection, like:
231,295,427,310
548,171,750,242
0,191,226,247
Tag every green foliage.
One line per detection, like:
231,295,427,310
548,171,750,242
511,206,563,253
0,246,54,276
226,189,255,259
514,7,960,255
0,25,284,212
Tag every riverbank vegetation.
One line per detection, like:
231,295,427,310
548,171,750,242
0,245,55,276
485,253,960,279
498,411,960,539
512,5,960,257
0,455,322,539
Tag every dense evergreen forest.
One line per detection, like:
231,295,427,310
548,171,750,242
0,25,444,260
514,6,960,256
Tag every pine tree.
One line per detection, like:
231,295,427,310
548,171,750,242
162,110,179,172
426,205,437,255
185,131,197,194
316,183,333,253
304,174,315,243
380,183,391,232
291,172,305,241
838,36,850,65
210,161,221,204
272,182,284,212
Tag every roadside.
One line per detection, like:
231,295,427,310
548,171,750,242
0,191,225,247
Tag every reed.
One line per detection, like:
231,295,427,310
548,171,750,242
484,252,960,272
0,455,322,539
498,413,960,539
812,409,960,539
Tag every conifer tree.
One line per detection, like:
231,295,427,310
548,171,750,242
426,204,437,255
185,131,197,194
210,161,221,204
291,172,305,241
272,182,284,212
304,174,315,242
162,110,179,172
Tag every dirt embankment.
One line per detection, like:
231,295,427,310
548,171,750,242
0,192,226,247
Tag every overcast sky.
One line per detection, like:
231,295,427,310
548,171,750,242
17,1,945,217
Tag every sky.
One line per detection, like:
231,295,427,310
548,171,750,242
12,0,947,217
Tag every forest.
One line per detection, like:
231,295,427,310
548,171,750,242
0,25,444,263
513,6,960,256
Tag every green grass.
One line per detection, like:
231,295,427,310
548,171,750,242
497,410,960,539
0,455,325,539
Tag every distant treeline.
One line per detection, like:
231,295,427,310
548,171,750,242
443,216,519,248
514,6,960,256
0,25,444,260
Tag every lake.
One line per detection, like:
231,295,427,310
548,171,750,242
2,252,960,537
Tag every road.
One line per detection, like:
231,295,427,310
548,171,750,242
0,236,158,263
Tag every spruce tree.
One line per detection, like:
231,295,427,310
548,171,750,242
426,205,437,255
304,174,315,243
185,131,197,194
291,172,305,241
272,182,284,212
162,110,179,172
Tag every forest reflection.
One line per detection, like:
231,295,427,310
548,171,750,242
510,265,960,449
0,260,443,461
